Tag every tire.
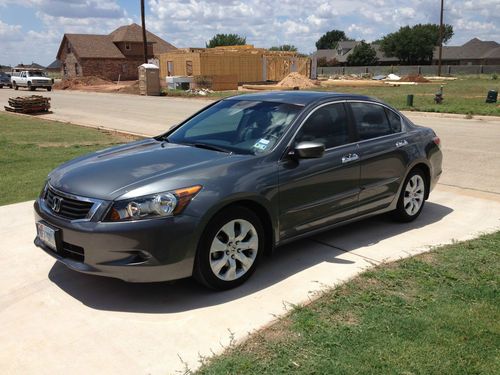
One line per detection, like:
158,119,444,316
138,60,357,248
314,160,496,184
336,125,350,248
47,86,52,92
28,82,35,91
13,82,18,90
194,206,265,290
392,168,427,222
0,85,3,89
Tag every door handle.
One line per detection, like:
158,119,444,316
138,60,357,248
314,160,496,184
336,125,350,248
342,153,359,163
396,140,408,148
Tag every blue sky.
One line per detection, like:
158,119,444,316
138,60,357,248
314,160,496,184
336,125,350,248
0,0,499,66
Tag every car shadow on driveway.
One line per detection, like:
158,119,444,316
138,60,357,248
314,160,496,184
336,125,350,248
48,201,453,314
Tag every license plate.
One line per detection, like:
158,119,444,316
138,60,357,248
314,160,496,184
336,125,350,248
36,222,57,250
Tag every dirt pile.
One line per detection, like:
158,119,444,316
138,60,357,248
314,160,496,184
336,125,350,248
277,72,319,88
400,74,430,83
117,81,140,95
54,76,113,90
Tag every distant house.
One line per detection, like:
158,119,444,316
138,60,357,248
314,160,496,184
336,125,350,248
433,38,500,65
13,62,46,71
46,59,62,73
315,41,398,66
56,23,176,80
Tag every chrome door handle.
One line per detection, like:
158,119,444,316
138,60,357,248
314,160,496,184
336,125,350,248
396,140,408,148
342,153,359,163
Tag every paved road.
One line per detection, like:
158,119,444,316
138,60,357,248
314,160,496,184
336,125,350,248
1,88,499,193
1,88,500,374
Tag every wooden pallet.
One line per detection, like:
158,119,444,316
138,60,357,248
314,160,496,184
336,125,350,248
4,95,51,113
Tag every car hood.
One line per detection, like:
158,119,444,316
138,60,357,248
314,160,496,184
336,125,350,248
48,139,232,200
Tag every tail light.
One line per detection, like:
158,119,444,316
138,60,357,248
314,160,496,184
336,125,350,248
433,136,441,147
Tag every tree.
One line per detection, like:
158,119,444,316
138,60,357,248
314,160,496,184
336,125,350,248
316,29,350,50
206,34,246,48
317,57,340,67
379,23,453,64
346,41,378,66
269,44,298,52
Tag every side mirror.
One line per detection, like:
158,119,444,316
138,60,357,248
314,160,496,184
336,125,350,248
293,142,325,159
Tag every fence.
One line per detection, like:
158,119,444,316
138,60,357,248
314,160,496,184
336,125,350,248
316,65,500,77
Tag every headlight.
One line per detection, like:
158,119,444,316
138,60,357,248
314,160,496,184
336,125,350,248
104,185,202,222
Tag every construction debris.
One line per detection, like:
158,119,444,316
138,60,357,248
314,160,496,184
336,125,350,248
185,88,214,96
4,95,51,114
386,74,401,81
53,76,113,90
400,74,430,83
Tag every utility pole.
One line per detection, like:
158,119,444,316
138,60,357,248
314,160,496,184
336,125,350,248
437,0,444,76
141,0,148,64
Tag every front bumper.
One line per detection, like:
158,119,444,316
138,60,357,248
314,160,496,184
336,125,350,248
34,200,200,282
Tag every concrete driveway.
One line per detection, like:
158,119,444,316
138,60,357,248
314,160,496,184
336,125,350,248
1,89,500,374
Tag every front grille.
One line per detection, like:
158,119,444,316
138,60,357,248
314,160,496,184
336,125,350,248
45,187,94,220
32,79,49,85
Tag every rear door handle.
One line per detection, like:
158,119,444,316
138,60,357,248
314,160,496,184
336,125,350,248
342,153,359,163
396,140,408,148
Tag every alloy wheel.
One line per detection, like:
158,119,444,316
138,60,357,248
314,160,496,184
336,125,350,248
209,219,259,281
403,175,425,216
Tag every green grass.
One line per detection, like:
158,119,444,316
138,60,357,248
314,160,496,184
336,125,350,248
317,75,500,116
0,112,139,205
197,232,500,375
172,75,500,116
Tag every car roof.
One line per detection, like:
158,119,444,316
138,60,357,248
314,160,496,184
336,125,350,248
225,91,375,106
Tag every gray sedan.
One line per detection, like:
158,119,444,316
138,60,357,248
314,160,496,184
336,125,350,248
34,92,442,290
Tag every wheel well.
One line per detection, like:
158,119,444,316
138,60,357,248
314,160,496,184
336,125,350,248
217,200,274,256
410,163,431,199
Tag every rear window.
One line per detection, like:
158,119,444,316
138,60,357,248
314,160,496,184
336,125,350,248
350,102,396,140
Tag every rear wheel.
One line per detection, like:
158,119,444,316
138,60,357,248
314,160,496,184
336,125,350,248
0,84,3,89
194,206,264,290
392,169,427,222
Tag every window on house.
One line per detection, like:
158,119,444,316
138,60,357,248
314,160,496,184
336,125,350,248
63,63,67,75
122,64,127,73
67,43,71,53
125,43,131,50
167,61,173,76
186,60,193,76
75,63,80,76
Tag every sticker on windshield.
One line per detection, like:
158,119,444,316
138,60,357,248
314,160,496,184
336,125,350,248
253,138,270,151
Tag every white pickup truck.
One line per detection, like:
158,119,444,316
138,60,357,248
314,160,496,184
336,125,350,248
11,70,53,91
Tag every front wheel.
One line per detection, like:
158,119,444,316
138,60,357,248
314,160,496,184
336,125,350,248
392,169,427,222
13,82,18,90
47,87,52,91
194,206,264,290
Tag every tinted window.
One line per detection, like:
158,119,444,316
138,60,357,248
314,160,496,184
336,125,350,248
385,108,402,133
296,103,349,149
350,103,393,140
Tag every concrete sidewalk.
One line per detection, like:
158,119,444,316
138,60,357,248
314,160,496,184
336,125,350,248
1,186,499,375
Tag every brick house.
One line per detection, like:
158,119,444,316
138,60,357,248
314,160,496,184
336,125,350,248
56,23,176,80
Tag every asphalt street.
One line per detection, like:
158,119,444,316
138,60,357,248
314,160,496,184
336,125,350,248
1,88,499,374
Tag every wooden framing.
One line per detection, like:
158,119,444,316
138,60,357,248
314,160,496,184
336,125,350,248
158,46,311,84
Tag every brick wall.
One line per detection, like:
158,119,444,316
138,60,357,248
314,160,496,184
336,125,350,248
80,58,144,80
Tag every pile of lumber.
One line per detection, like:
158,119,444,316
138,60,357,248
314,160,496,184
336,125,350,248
5,95,51,114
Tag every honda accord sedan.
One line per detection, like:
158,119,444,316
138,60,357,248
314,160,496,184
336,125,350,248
34,91,442,290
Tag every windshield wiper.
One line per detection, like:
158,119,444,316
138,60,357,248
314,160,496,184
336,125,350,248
185,142,232,153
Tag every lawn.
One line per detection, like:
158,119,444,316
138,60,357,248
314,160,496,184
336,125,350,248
0,112,139,206
197,232,500,375
166,75,500,117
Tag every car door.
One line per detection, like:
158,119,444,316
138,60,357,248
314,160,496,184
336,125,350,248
278,102,360,239
348,101,410,214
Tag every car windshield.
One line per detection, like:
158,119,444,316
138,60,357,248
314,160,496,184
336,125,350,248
28,71,46,77
167,99,302,155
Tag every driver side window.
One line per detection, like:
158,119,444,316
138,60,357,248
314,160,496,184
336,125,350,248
296,103,349,149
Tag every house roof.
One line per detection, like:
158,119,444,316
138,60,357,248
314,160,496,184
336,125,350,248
434,38,500,60
15,62,45,69
56,23,176,60
109,23,176,54
59,34,124,59
47,59,62,69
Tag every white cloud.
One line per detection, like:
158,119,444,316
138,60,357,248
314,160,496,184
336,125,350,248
0,0,499,65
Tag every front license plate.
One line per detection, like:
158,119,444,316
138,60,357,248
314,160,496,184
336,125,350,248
36,222,57,250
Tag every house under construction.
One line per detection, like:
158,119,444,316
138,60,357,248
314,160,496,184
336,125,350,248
158,45,311,83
